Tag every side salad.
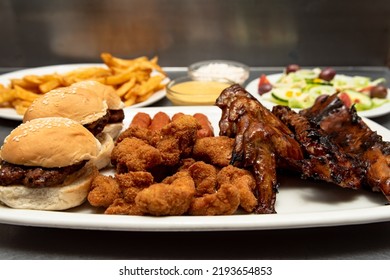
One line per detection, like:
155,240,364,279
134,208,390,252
257,65,389,111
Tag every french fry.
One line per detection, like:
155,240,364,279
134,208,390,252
115,77,136,97
124,94,137,106
136,75,165,96
0,88,16,104
12,99,32,115
24,75,44,85
14,85,42,102
39,78,61,93
136,91,155,103
0,52,167,115
10,78,39,91
103,67,139,85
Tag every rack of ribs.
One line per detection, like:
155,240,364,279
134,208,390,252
300,94,390,200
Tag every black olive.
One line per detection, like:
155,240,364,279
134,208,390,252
258,83,272,95
285,64,300,74
319,67,336,81
370,85,388,99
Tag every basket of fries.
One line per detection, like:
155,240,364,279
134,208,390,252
0,53,168,115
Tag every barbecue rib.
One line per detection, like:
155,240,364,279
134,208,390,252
272,105,364,189
300,94,390,200
216,84,304,213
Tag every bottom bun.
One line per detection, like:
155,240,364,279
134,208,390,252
93,132,115,170
0,165,97,211
103,123,123,140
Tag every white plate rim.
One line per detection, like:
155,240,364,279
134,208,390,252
0,64,168,121
245,73,390,118
0,106,389,232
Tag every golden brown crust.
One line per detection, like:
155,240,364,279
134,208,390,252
23,86,108,124
70,80,124,110
1,117,100,168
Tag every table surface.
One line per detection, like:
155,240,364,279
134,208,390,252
0,67,390,260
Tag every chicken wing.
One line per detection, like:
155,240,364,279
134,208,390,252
216,84,304,214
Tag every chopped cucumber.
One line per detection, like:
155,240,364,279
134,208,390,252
305,78,332,86
288,93,318,109
343,90,372,110
307,85,336,95
371,78,386,86
372,97,389,108
271,88,302,103
353,76,371,88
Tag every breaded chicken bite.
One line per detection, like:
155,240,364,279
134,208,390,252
187,161,218,196
188,183,240,216
135,171,195,216
115,171,154,203
111,137,162,173
116,126,157,145
156,115,201,166
193,136,234,167
88,174,121,208
217,165,257,213
105,198,144,215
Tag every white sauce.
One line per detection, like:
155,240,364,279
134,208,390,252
191,63,249,84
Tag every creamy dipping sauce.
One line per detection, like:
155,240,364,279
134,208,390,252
191,63,248,84
168,80,231,105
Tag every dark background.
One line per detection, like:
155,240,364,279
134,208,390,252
0,0,389,68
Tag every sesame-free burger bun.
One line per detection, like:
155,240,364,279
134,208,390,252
1,117,100,168
22,86,108,124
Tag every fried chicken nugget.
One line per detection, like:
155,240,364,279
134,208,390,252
116,126,157,145
156,115,201,166
105,198,143,215
135,171,195,216
187,161,218,196
88,174,121,208
217,165,257,213
115,171,154,202
111,137,162,173
193,136,234,167
188,183,240,216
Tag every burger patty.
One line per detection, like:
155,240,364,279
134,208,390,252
0,160,86,188
84,112,110,136
109,109,125,124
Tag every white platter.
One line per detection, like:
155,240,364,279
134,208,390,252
246,73,390,118
0,64,168,121
0,106,389,231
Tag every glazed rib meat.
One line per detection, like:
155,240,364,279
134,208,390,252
272,105,364,189
216,84,304,214
300,94,390,199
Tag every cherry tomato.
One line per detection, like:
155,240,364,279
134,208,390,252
258,74,272,95
338,92,352,107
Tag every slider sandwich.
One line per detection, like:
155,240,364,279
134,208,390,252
0,117,100,210
70,80,125,139
23,84,117,169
